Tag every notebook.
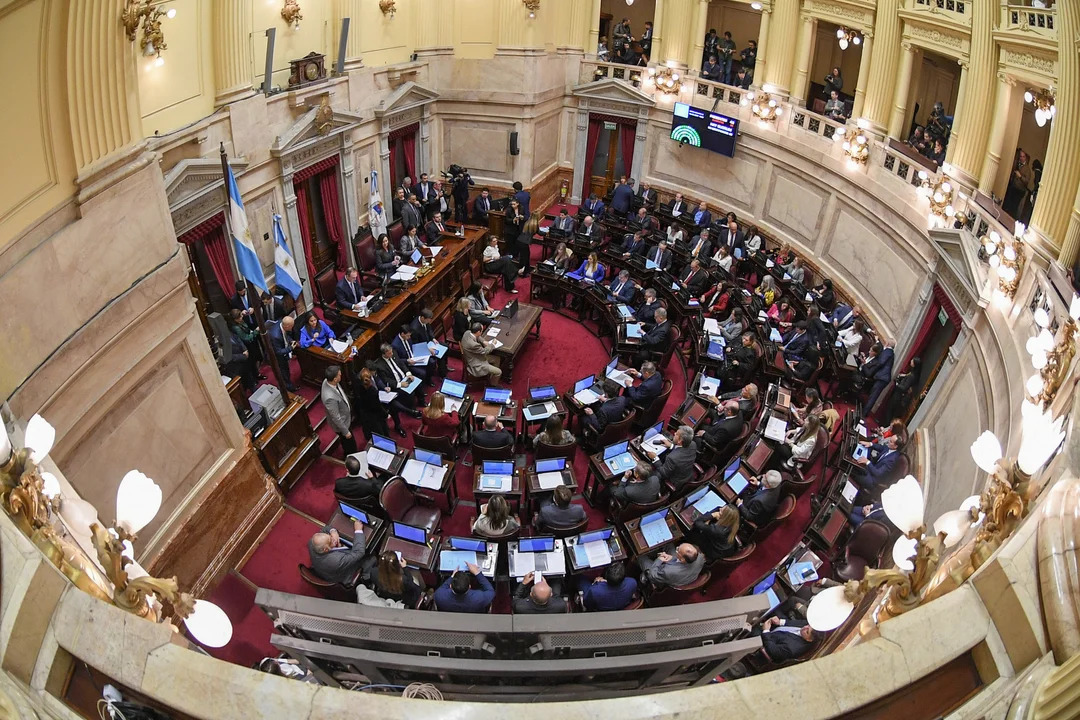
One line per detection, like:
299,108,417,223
401,459,447,489
523,402,558,421
626,323,644,339
699,375,720,397
764,415,788,442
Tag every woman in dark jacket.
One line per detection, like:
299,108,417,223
351,367,392,441
452,297,471,341
887,357,922,420
690,505,740,562
372,550,423,608
374,234,400,276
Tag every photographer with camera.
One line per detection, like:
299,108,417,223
444,164,475,223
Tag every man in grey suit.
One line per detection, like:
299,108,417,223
322,365,357,456
638,542,705,589
653,425,698,491
461,322,502,384
400,194,423,229
537,485,587,529
307,519,366,586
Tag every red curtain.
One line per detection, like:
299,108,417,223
401,132,417,185
389,140,400,189
318,169,349,270
901,285,961,368
620,123,636,178
293,181,322,301
177,215,235,293
580,117,603,200
294,155,338,183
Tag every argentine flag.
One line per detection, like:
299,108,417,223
273,214,303,299
370,170,387,239
225,164,268,293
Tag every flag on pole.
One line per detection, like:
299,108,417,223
272,213,303,299
369,170,388,239
225,164,268,293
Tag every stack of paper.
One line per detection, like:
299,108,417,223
764,415,788,442
641,519,673,547
329,338,349,354
703,318,721,335
403,459,448,489
479,474,512,492
378,390,398,403
537,471,564,489
582,541,611,568
698,376,720,397
641,436,669,456
765,259,775,268
486,327,500,337
769,328,783,342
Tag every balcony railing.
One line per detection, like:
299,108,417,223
1002,4,1056,37
911,0,969,17
587,61,644,87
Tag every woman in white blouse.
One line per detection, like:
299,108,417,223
743,225,763,255
712,244,733,272
837,318,866,356
666,223,684,245
777,414,821,468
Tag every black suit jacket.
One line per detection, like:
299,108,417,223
593,395,630,430
666,199,687,216
646,246,671,271
424,220,447,245
229,293,258,328
262,297,287,322
372,356,410,389
762,617,812,662
680,268,708,296
473,428,514,449
473,196,491,222
740,486,781,525
704,414,744,448
643,320,671,349
335,474,381,503
409,318,438,345
335,278,365,309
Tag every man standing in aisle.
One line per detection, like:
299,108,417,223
322,365,357,457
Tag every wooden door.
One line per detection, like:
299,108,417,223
588,124,628,199
303,175,337,274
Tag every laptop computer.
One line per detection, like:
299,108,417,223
577,528,614,546
573,375,603,405
451,537,488,552
367,433,398,471
528,385,557,403
484,387,512,405
516,536,559,573
536,457,567,473
723,457,741,481
605,357,633,386
410,248,422,264
727,467,752,495
640,509,673,546
685,486,726,518
841,479,859,505
391,521,427,545
439,378,467,412
338,502,370,526
640,421,669,456
500,299,519,319
414,448,443,466
479,460,513,492
616,304,635,319
603,440,636,474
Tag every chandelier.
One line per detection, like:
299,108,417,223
523,0,540,18
833,119,870,168
645,66,682,97
742,86,782,127
836,27,862,50
1024,87,1056,127
917,170,956,229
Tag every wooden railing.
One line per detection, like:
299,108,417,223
1002,4,1056,37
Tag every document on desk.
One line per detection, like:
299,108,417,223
757,311,768,322
641,437,669,456
486,327,500,337
645,259,659,270
329,338,350,354
398,265,419,275
804,292,813,302
479,474,512,492
513,551,536,576
856,422,869,438
764,415,788,442
698,375,720,397
429,342,448,358
626,323,644,339
703,318,721,335
490,339,504,349
765,259,775,268
378,390,398,403
769,328,783,342
408,354,430,366
428,246,443,257
783,273,792,281
819,312,831,323
445,397,463,413
346,451,371,477
403,459,447,489
439,550,476,573
399,376,422,394
641,519,673,547
583,541,612,568
537,471,564,490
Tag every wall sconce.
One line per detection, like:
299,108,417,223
523,0,541,19
122,0,172,64
1024,87,1056,127
281,0,303,30
0,415,233,648
742,86,782,128
836,27,862,50
982,222,1027,300
378,0,397,18
833,119,870,169
1027,295,1080,408
645,66,682,97
917,170,956,229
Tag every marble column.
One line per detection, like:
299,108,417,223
588,0,601,55
1037,473,1080,663
660,0,693,68
1029,653,1080,720
851,30,873,119
689,0,710,73
979,73,1018,193
944,60,971,173
212,0,254,106
763,0,799,96
755,8,772,90
788,14,816,107
945,0,994,186
887,42,917,139
860,0,901,133
1031,0,1080,253
1058,184,1080,267
651,0,665,65
567,0,589,52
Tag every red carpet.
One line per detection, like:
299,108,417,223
239,508,322,599
201,573,277,666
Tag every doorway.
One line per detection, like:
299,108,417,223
582,115,637,200
388,123,418,190
177,214,236,342
890,286,961,424
292,156,348,288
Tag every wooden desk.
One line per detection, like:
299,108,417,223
740,435,774,475
524,465,577,516
472,467,524,516
777,543,825,594
344,290,413,344
254,395,321,492
671,484,728,531
295,329,377,390
404,459,458,512
583,447,649,506
327,507,386,550
487,303,542,381
436,537,500,579
225,376,246,412
623,511,685,558
518,398,568,445
564,528,629,574
380,533,441,573
471,400,519,441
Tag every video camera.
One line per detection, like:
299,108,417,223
441,163,469,180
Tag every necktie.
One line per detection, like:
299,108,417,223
351,282,358,303
388,359,405,382
694,240,702,255
686,271,694,284
437,223,444,233
267,303,274,321
614,282,624,295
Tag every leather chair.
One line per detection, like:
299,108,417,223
467,515,522,542
377,476,441,534
744,494,797,536
632,378,674,432
535,438,577,462
649,325,682,369
645,569,713,606
387,220,406,249
534,514,588,537
350,232,383,290
612,491,671,524
835,519,892,581
298,563,355,600
333,489,381,514
592,408,638,450
471,441,514,462
313,267,341,325
413,431,457,456
715,540,757,568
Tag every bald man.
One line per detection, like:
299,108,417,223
307,519,365,586
638,542,705,588
473,415,513,449
512,571,567,614
268,315,298,392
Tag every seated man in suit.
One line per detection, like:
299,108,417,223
578,214,598,241
582,193,606,219
723,332,760,386
638,542,704,589
307,519,365,586
390,326,432,386
645,240,673,271
335,267,369,311
619,230,647,258
624,361,662,407
461,322,503,384
649,425,698,491
849,501,890,528
583,380,631,433
611,178,635,216
372,344,422,415
474,415,514,449
678,259,708,297
607,269,636,303
852,433,904,502
473,188,492,224
688,229,713,260
692,201,712,229
636,307,672,366
637,181,658,208
409,307,448,376
424,211,449,245
781,321,812,362
267,316,298,392
666,192,688,217
433,562,496,613
757,613,817,663
738,470,783,526
628,206,651,231
829,302,860,332
698,402,745,449
582,561,639,611
609,461,661,506
708,382,758,421
636,288,662,326
552,208,576,235
513,572,567,614
537,485,587,529
334,455,382,505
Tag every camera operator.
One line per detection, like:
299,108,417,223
444,164,475,223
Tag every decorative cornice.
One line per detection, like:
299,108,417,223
1002,48,1057,77
906,23,965,52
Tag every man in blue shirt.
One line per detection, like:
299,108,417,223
692,201,712,228
433,562,496,613
512,181,531,219
581,562,638,611
611,178,635,216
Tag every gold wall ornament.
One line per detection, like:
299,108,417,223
281,0,303,29
917,171,957,230
980,229,1026,300
848,529,944,617
523,0,541,18
1036,317,1078,409
742,89,783,127
314,97,334,135
121,0,169,60
834,125,870,167
90,522,195,621
645,66,682,96
379,0,397,18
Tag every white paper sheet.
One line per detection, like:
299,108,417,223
584,541,612,568
764,415,788,442
537,471,564,490
513,551,535,576
378,391,398,403
703,318,721,335
428,246,443,257
329,338,349,354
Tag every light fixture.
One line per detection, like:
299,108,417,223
184,600,234,648
836,27,861,50
1024,87,1056,127
917,171,957,230
834,125,870,168
881,475,925,535
378,0,397,18
24,414,55,465
166,7,176,19
122,0,169,59
980,226,1026,299
645,66,682,96
1026,295,1080,409
751,1,763,8
626,0,635,5
281,0,302,30
115,470,163,537
523,0,540,18
0,420,11,466
806,585,856,631
970,431,1002,473
742,86,782,127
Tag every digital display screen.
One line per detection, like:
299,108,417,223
670,103,739,157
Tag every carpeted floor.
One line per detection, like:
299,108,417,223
210,206,839,668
